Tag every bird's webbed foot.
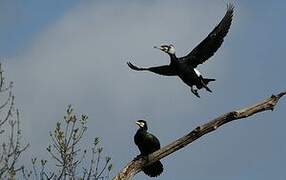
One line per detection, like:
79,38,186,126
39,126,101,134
134,154,147,161
134,154,143,160
191,87,200,98
133,154,149,161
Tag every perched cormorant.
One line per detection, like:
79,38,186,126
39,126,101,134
134,120,163,177
127,4,234,97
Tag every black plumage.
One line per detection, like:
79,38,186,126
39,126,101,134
127,4,234,97
134,120,163,177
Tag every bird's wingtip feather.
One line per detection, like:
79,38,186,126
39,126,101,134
127,61,141,71
226,2,235,12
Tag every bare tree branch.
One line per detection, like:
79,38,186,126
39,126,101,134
27,106,112,180
0,63,29,179
113,91,286,180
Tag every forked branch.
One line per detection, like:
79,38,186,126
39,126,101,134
113,91,286,180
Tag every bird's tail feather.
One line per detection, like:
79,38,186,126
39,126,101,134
142,161,163,177
200,78,215,92
203,78,216,85
127,62,145,71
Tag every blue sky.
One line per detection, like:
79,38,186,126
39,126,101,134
1,0,286,179
0,0,82,56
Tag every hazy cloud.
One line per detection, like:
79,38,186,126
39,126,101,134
3,1,286,179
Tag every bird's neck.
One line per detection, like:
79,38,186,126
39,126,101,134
169,53,177,59
137,128,147,134
169,53,177,63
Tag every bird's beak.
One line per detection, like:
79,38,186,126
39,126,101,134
153,46,162,51
135,121,140,126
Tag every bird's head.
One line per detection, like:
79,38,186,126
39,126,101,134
135,120,148,130
154,44,176,55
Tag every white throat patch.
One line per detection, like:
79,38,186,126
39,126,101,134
168,46,175,54
136,121,145,128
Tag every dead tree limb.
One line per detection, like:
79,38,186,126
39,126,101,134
113,91,286,180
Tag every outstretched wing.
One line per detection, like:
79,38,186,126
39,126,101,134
180,3,234,68
127,62,177,76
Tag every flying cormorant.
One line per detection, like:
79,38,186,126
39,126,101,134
127,4,234,97
134,120,163,177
